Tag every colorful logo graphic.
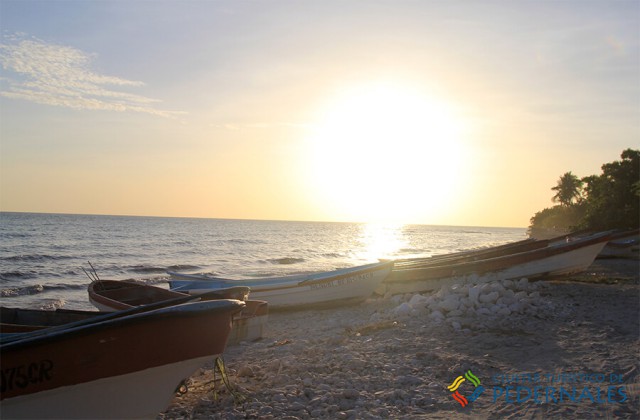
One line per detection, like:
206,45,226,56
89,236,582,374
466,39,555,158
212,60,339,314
447,370,484,407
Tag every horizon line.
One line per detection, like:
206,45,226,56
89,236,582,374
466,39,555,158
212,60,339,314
0,210,528,230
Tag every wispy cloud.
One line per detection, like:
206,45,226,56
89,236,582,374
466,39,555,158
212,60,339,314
210,122,311,130
0,34,184,118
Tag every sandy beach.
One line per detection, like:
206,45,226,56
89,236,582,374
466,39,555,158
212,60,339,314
159,258,639,419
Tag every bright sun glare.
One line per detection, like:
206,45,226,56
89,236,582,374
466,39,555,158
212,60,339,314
306,82,468,224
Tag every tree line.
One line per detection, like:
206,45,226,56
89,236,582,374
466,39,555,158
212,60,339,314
528,149,639,238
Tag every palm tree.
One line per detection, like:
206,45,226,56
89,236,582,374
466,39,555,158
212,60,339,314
551,172,583,206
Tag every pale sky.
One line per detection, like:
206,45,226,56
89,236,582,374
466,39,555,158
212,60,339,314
1,1,638,227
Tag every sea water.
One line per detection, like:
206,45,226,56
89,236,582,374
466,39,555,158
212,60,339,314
0,212,526,310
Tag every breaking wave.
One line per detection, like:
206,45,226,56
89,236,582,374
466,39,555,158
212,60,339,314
1,284,45,297
267,257,305,265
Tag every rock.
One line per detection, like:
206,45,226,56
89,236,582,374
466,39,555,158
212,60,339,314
517,278,529,290
439,295,460,312
515,290,528,299
490,283,506,294
467,273,480,283
268,359,283,373
458,297,471,309
272,393,288,403
397,374,422,386
428,310,445,322
490,304,502,313
393,302,412,317
273,374,293,386
291,402,307,411
327,404,340,413
342,388,359,399
459,317,474,327
408,294,427,308
509,302,525,313
435,285,450,298
237,365,255,377
497,307,512,316
480,282,493,292
339,399,356,412
447,309,464,317
498,295,516,306
479,291,499,304
476,307,492,316
451,284,467,295
391,294,405,304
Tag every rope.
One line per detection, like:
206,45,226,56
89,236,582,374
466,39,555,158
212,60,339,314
212,357,247,404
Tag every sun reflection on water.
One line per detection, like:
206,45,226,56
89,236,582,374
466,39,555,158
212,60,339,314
355,223,408,262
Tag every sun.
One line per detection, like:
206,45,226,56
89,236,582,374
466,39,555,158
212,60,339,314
305,82,469,224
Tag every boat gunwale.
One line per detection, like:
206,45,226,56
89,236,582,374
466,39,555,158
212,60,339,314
169,261,393,291
0,299,245,351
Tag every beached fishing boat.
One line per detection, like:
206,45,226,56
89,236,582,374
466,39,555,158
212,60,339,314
87,279,250,312
383,231,613,295
168,261,393,310
390,237,548,269
598,229,639,259
0,298,244,419
87,279,267,344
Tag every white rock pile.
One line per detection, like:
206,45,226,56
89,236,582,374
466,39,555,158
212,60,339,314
381,278,556,331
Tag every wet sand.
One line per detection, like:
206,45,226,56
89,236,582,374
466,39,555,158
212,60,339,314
159,258,639,419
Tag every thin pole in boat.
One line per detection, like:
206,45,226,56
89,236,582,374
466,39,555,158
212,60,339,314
88,261,101,281
82,262,108,290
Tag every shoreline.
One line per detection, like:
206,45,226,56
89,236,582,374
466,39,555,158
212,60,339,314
159,258,639,419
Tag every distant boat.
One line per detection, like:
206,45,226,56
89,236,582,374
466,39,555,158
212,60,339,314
0,298,244,419
87,279,267,344
168,261,393,310
383,231,613,295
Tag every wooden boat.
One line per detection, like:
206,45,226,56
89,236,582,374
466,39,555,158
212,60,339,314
383,231,613,295
87,279,249,312
168,261,394,310
87,280,267,344
1,298,244,419
390,237,548,270
597,229,639,259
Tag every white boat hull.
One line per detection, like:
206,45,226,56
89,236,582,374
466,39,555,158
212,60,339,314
1,355,215,419
171,263,393,310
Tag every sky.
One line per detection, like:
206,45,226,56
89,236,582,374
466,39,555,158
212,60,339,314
0,1,638,228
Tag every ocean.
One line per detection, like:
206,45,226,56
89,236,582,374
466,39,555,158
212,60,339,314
0,212,527,311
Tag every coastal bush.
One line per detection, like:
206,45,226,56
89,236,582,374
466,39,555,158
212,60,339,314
528,149,639,238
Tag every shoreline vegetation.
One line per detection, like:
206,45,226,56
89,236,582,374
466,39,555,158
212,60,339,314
528,149,639,239
159,257,639,419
